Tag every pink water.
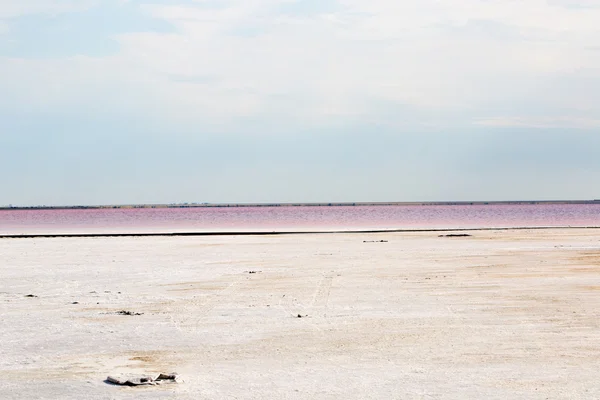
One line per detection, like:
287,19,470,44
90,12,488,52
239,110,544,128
1,204,599,235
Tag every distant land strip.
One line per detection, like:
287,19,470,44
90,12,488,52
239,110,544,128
2,200,600,210
2,226,600,239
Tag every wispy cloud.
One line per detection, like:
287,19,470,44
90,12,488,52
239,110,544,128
0,1,172,58
0,1,95,19
1,0,599,127
474,116,600,129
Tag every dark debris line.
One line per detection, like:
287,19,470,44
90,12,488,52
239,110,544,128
1,226,598,239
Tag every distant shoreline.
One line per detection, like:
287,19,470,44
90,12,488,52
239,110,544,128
1,200,600,211
2,225,600,239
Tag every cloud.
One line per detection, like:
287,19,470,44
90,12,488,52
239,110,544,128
474,116,600,129
0,0,95,19
548,0,600,9
0,1,173,58
1,0,599,133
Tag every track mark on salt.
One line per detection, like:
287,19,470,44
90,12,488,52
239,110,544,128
168,275,244,330
311,275,333,311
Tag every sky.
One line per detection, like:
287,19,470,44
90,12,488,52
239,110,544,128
1,0,599,206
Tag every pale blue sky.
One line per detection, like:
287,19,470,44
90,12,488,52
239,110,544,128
1,0,599,206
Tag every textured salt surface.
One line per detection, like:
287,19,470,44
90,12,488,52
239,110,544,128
2,229,600,399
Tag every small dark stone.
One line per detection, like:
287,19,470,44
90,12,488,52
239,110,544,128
72,302,79,304
24,294,37,298
116,310,143,316
439,234,472,238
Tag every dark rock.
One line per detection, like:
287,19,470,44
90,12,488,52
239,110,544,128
116,310,143,316
439,234,472,238
105,372,179,386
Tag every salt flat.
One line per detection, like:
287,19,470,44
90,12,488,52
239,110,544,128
1,229,600,399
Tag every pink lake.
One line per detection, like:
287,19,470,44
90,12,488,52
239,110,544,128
1,204,600,235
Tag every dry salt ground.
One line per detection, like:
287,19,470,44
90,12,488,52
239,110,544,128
2,229,600,399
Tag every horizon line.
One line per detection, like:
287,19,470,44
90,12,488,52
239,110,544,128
2,199,600,210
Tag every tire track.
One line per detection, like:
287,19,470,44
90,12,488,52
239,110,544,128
168,274,245,329
311,274,333,311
